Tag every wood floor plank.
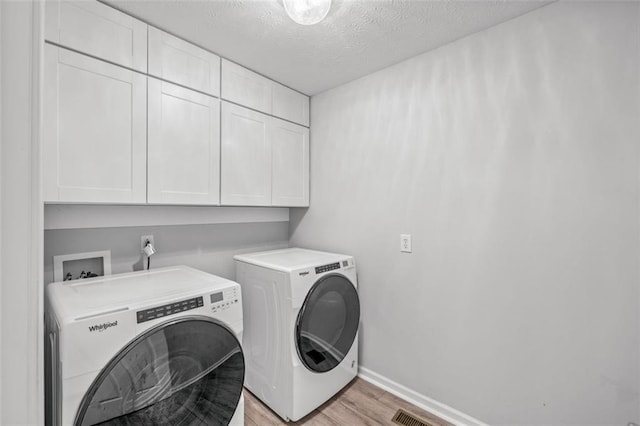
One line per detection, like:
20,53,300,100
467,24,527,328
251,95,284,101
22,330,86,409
244,378,452,426
296,410,340,426
243,389,286,426
338,380,405,424
346,377,386,400
245,415,261,426
316,397,380,426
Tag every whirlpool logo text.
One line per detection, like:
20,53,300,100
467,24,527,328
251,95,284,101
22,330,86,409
88,320,118,333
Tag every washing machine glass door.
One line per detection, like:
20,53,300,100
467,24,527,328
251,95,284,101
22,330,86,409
296,273,360,373
75,316,244,426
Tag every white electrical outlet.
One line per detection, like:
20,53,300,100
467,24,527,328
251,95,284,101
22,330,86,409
400,234,412,253
140,235,155,252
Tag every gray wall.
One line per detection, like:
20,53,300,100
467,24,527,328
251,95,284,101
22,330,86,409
290,2,639,424
44,222,289,284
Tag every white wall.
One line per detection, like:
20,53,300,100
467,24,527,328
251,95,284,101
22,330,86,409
1,1,44,424
290,2,640,424
44,222,289,284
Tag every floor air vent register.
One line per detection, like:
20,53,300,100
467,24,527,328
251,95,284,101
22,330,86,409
392,408,433,426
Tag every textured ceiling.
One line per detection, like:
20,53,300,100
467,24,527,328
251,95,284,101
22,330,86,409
105,0,552,95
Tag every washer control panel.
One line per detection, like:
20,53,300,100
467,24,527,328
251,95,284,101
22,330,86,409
210,286,240,313
137,296,204,323
315,262,341,274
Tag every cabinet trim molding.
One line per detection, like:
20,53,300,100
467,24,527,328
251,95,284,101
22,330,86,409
44,205,290,230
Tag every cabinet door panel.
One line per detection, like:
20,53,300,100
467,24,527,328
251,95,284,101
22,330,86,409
272,83,309,127
148,79,220,205
43,45,146,203
221,102,271,206
221,59,272,114
148,27,220,97
45,0,147,72
271,119,309,207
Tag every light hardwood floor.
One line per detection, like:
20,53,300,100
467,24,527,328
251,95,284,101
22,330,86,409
244,378,454,426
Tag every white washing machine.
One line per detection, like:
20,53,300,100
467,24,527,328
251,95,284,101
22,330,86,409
45,266,245,426
234,248,359,422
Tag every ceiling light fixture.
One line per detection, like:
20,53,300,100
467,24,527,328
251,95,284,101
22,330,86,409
283,0,331,26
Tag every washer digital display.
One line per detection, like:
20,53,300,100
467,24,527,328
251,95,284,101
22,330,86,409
210,292,224,303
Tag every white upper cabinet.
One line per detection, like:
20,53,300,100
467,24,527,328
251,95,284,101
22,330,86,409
272,82,310,127
221,59,310,126
271,118,309,207
45,0,147,72
148,79,220,205
148,27,220,97
43,45,147,203
221,102,272,206
220,102,309,207
42,1,310,208
221,59,272,114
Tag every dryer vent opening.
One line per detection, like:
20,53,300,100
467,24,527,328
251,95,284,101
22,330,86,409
391,408,433,426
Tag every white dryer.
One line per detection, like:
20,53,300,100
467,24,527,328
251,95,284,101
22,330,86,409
234,248,360,422
45,266,245,426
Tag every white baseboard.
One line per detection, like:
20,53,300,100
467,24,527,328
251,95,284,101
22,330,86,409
357,366,488,426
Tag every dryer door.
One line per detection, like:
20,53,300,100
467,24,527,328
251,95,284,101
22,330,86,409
74,316,244,426
295,274,360,373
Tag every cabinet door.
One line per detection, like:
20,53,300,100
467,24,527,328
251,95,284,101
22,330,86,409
45,0,147,72
270,118,309,207
272,83,309,127
221,59,272,114
221,102,271,206
148,79,220,205
43,45,147,203
148,27,220,97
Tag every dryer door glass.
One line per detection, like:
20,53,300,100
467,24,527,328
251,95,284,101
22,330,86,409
295,274,360,373
75,317,244,426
